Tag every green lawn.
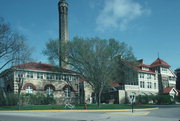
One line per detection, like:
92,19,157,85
0,104,155,111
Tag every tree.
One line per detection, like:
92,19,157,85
0,17,32,109
43,37,137,106
0,17,31,71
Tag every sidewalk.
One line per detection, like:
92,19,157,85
0,107,158,112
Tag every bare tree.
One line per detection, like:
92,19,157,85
0,17,31,71
0,17,32,109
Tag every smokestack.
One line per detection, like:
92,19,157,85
58,0,69,69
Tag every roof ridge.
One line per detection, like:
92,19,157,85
151,58,170,67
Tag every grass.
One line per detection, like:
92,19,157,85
0,104,156,111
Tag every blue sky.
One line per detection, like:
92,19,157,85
0,0,180,70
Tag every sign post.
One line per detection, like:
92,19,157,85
129,94,136,113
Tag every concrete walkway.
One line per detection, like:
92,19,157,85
0,107,158,112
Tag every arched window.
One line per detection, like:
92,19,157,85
63,85,73,98
44,84,55,96
46,86,53,95
23,83,36,94
26,86,33,94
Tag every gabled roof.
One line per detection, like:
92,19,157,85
151,58,170,67
12,62,77,74
163,87,177,94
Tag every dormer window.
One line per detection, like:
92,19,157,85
142,67,149,71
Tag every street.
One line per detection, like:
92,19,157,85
0,105,180,121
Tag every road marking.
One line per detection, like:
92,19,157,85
106,111,150,116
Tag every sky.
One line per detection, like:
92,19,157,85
0,0,180,70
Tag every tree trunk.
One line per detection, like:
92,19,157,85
97,87,103,108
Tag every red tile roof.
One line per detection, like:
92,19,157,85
110,82,120,87
163,87,174,94
151,58,170,67
12,62,77,74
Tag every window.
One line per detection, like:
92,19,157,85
139,73,144,78
162,68,167,72
154,75,157,80
169,76,176,81
142,67,149,71
147,74,151,79
26,86,33,94
154,83,157,89
64,87,71,97
72,76,77,81
56,74,61,80
47,74,54,80
27,72,33,78
37,73,43,79
16,71,24,78
147,82,152,88
149,82,152,88
140,81,145,88
64,75,70,81
46,86,54,95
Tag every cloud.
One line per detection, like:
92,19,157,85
96,0,151,32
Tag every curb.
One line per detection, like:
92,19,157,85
0,107,159,112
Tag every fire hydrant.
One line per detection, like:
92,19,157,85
84,103,87,109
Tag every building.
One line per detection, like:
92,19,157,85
102,58,176,104
0,62,80,104
150,58,176,93
163,87,178,98
124,59,159,103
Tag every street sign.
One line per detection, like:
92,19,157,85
129,93,136,103
129,93,136,113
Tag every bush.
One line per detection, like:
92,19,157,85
137,94,175,105
6,93,18,106
175,95,180,102
0,88,6,106
137,95,149,104
44,95,56,105
156,95,175,104
28,93,56,105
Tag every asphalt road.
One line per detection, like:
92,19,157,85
0,105,180,121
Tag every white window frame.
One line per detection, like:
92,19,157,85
37,73,43,79
139,73,144,78
26,86,33,94
46,86,53,95
64,87,71,97
27,72,33,78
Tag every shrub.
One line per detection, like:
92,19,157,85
175,95,180,102
0,88,6,106
44,95,56,105
6,93,18,106
137,94,175,105
27,93,56,105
